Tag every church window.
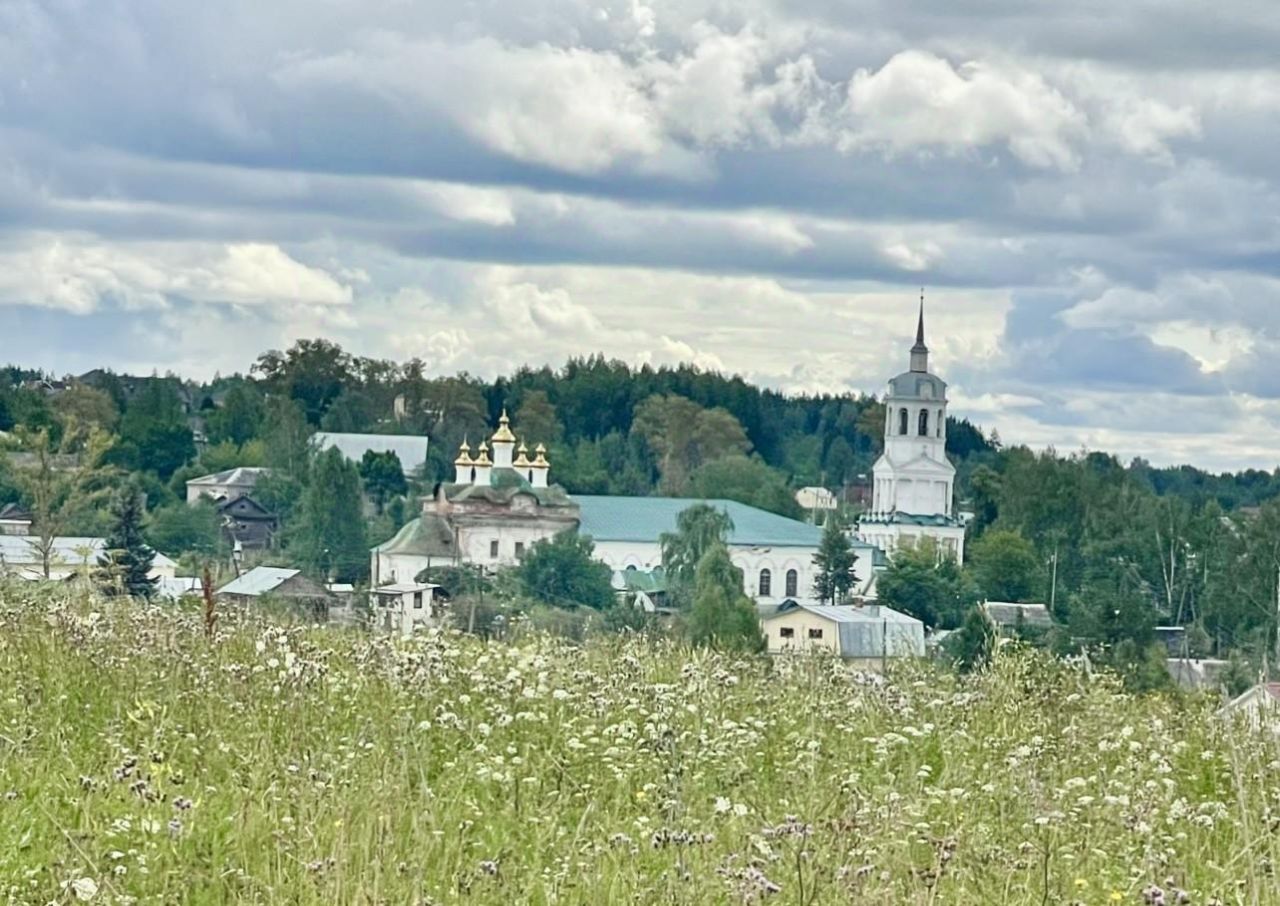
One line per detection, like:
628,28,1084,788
489,539,499,559
898,408,909,435
758,569,772,597
918,409,929,437
937,409,943,438
470,467,477,483
515,541,525,557
785,569,798,598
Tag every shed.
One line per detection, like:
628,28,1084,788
372,582,442,637
762,601,925,667
216,566,333,616
980,602,1054,635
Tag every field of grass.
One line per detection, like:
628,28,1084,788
1,583,1277,905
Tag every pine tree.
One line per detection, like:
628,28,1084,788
812,514,858,604
688,542,764,652
97,484,157,598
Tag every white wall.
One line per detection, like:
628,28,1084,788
593,540,821,604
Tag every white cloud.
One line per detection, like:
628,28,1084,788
841,51,1087,170
0,237,353,313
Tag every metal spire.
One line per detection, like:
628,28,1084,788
913,289,927,349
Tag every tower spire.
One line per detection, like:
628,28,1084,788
915,289,926,347
910,290,930,372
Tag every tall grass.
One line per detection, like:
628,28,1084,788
0,581,1276,904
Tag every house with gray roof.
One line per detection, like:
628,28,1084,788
186,467,271,504
216,566,333,616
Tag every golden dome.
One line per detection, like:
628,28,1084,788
454,438,474,466
513,451,532,468
491,408,517,443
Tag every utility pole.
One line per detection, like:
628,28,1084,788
1049,544,1059,616
1273,564,1280,681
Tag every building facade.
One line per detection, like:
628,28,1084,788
370,412,879,603
857,304,967,562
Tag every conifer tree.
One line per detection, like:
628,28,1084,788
812,514,858,604
294,447,367,583
97,484,157,598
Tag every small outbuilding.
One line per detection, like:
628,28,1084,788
761,601,925,668
216,566,333,617
1219,682,1280,732
980,601,1054,636
371,582,442,637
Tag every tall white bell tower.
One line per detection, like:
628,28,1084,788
858,296,966,563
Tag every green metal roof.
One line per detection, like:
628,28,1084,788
575,496,873,550
859,512,962,528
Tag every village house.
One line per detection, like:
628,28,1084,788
185,467,271,504
216,566,333,616
980,601,1054,637
0,504,33,536
759,601,925,668
0,535,178,582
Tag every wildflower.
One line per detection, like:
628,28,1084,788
69,878,98,901
168,819,183,837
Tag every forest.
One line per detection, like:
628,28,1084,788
3,339,1280,687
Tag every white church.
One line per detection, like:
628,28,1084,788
371,302,965,606
855,304,966,562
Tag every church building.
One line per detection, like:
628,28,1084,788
856,304,967,562
371,411,880,602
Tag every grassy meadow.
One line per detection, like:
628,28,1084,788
0,583,1277,905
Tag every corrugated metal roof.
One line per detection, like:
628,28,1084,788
217,566,299,596
0,536,176,569
186,467,271,487
313,432,429,474
575,496,874,549
764,602,925,658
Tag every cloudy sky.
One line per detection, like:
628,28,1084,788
2,0,1279,470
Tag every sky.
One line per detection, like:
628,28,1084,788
2,0,1279,471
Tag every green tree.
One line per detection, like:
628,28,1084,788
254,339,354,425
96,483,157,598
812,514,858,604
52,384,119,432
946,605,997,672
359,450,407,514
516,531,615,610
876,539,974,630
632,394,750,494
967,530,1042,602
294,447,367,583
14,427,114,578
660,503,734,600
514,390,564,445
687,455,801,518
205,383,264,446
688,542,764,652
145,500,222,558
116,380,195,479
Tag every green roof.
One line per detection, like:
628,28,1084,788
859,512,962,528
373,513,457,557
575,496,874,549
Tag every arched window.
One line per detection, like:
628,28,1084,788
469,466,477,483
785,569,798,598
758,569,772,597
936,409,943,438
898,408,909,435
918,409,929,437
